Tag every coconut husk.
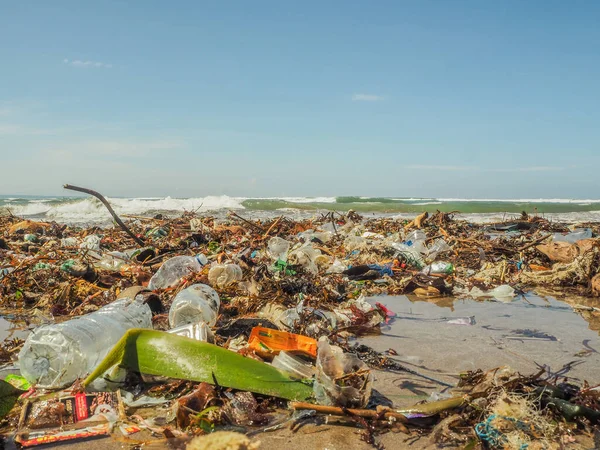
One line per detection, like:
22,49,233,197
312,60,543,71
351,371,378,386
536,239,600,263
536,242,578,263
8,220,50,235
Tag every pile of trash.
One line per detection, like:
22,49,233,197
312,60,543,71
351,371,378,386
0,203,599,449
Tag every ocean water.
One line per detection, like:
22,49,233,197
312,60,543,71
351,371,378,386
1,195,600,226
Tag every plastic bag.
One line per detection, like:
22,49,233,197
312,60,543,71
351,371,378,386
313,337,373,408
267,237,291,262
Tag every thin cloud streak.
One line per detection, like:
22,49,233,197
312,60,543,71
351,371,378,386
404,165,565,172
405,164,477,171
63,58,113,68
489,166,565,172
352,94,384,102
41,139,185,158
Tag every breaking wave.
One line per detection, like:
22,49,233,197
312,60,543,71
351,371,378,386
2,195,600,225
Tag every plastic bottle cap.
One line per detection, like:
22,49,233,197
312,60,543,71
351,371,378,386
195,254,208,266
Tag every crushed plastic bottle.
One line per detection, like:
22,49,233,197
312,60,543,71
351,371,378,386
259,302,337,334
267,237,291,262
404,230,428,254
208,263,243,288
288,243,323,274
148,254,208,290
421,261,454,275
168,283,220,327
427,238,451,260
391,242,426,269
18,296,154,389
94,251,129,271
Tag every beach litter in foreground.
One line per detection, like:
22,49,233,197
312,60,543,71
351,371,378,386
1,186,600,449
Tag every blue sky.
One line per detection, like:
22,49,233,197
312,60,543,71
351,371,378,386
1,1,599,198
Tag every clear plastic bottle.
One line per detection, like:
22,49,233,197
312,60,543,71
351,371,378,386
148,254,208,290
94,251,129,271
168,283,220,327
18,296,153,389
404,230,428,254
426,238,451,260
391,242,426,269
207,264,242,288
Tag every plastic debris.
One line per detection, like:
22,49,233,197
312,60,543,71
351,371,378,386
208,263,243,288
248,326,317,359
168,283,220,327
313,336,373,408
18,296,155,388
148,254,208,290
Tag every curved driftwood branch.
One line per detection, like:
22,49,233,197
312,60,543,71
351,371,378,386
64,184,145,247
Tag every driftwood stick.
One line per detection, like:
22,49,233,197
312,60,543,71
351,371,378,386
63,184,145,247
229,211,265,233
262,216,282,239
290,401,408,423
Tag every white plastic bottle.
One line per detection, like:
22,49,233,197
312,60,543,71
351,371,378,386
18,296,153,389
168,283,220,327
148,254,208,290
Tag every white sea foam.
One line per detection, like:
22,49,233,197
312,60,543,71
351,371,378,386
435,198,600,204
244,197,336,204
4,203,52,216
5,196,246,224
4,195,600,226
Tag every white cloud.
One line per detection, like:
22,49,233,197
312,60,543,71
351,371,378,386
404,165,565,173
489,166,564,173
405,164,477,171
63,58,113,69
41,139,184,158
352,94,384,102
0,124,55,136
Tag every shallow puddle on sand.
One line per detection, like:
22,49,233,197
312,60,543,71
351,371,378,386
0,316,26,343
362,293,600,383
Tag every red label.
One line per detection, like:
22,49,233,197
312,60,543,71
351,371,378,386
74,394,89,421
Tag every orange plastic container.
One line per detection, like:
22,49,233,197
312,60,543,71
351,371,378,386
248,327,317,360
